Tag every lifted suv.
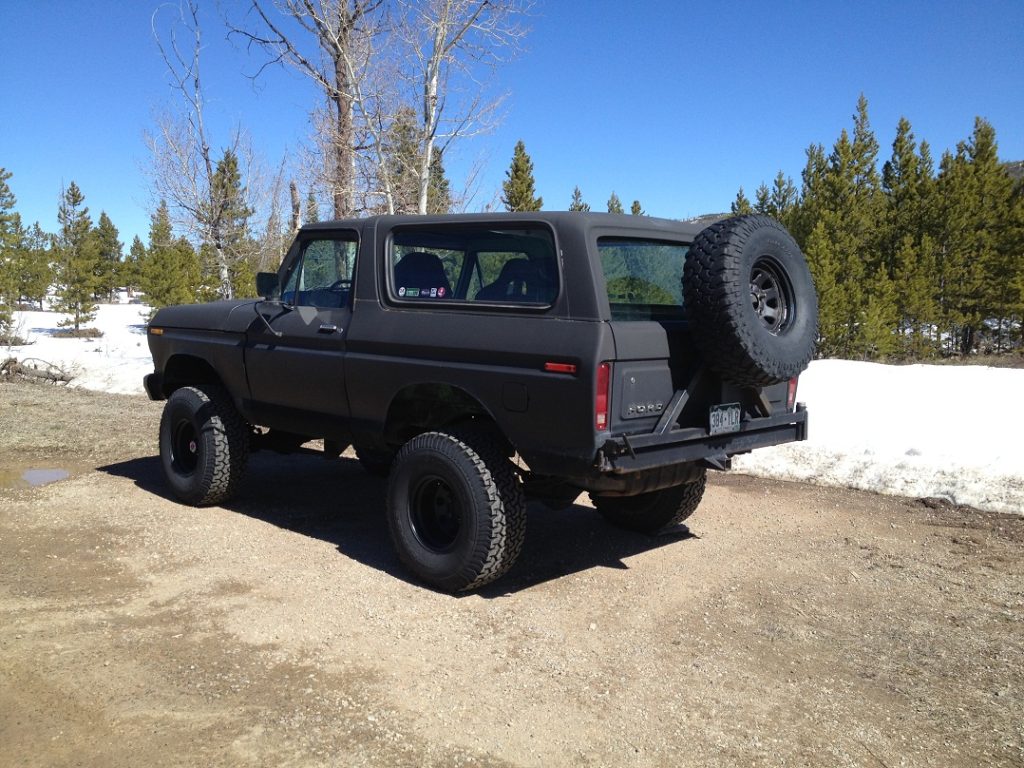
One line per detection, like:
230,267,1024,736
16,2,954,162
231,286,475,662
145,213,817,591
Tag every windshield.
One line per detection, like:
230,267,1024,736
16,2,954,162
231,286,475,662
598,237,689,320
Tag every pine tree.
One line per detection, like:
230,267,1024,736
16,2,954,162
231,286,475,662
882,117,939,355
730,187,753,215
305,191,320,224
427,146,452,215
206,149,255,298
568,186,590,212
386,106,422,214
935,119,1015,354
141,200,200,309
122,236,146,298
13,221,54,310
800,96,886,358
0,168,18,332
53,182,100,330
94,211,122,302
501,140,542,212
606,192,624,214
630,200,644,216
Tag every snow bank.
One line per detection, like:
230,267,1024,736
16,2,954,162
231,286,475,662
7,307,1023,514
734,360,1024,515
8,304,153,395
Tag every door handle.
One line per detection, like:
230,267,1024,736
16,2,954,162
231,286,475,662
318,324,339,334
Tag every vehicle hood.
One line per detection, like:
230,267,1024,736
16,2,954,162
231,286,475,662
149,300,260,334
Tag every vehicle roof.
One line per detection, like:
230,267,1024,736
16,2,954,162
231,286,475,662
298,211,708,239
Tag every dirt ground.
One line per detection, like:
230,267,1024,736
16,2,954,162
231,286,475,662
1,380,1022,768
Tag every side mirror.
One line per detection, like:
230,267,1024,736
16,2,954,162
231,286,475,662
256,272,278,299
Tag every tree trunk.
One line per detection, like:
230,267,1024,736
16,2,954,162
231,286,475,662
289,180,301,234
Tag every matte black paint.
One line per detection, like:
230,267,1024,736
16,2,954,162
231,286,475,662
146,213,807,494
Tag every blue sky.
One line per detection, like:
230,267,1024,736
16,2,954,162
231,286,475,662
1,0,1022,246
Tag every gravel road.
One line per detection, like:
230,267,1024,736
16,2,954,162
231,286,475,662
1,380,1022,767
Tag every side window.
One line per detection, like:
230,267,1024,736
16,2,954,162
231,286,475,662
389,226,558,306
283,237,357,309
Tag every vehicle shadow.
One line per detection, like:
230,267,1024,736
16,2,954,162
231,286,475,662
99,452,697,597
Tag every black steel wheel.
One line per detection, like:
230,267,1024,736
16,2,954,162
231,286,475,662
159,385,249,506
386,427,526,592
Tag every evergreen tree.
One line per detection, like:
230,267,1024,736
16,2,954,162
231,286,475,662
206,149,255,298
94,211,122,301
305,190,320,224
141,201,200,308
501,140,542,212
54,182,100,330
934,119,1015,354
386,106,421,214
606,192,624,214
568,186,590,212
630,200,645,216
427,146,452,215
800,96,885,357
0,168,17,331
122,236,146,298
730,187,753,215
882,117,939,355
13,221,54,310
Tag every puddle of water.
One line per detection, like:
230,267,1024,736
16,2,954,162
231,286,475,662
0,467,71,490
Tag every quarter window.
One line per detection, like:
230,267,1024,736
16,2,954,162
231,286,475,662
598,237,688,320
390,226,558,306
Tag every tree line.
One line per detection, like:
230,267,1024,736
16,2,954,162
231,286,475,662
0,157,266,337
498,100,1024,360
728,96,1024,359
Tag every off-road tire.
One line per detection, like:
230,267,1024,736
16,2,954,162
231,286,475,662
593,471,707,534
683,215,817,387
159,385,249,506
386,427,526,592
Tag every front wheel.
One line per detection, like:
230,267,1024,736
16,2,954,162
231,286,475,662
386,428,526,592
159,385,249,506
593,471,707,534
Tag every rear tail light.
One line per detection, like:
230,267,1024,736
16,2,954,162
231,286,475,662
786,376,799,411
595,362,611,431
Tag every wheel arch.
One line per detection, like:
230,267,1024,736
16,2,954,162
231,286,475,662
382,382,508,449
160,354,227,397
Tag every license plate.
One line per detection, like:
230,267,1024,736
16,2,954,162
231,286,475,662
709,403,741,435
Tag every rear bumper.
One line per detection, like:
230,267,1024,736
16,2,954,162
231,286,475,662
596,404,808,474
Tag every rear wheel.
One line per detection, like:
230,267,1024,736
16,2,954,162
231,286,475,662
159,385,249,506
593,471,706,534
386,427,526,592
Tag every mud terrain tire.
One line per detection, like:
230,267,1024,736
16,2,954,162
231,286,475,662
159,385,250,506
386,428,526,592
683,215,817,387
594,471,707,534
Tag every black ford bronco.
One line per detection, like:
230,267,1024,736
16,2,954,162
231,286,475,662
144,213,817,591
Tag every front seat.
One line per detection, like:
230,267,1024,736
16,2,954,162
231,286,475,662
394,251,452,298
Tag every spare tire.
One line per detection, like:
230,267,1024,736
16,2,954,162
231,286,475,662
683,215,817,387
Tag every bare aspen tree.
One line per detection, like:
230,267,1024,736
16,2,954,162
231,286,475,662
396,0,529,214
147,0,258,300
230,0,529,217
229,1,385,218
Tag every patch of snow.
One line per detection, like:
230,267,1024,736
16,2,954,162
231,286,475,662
8,304,153,395
734,360,1024,515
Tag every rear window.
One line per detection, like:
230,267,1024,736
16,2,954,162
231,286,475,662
389,225,558,306
598,237,689,320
